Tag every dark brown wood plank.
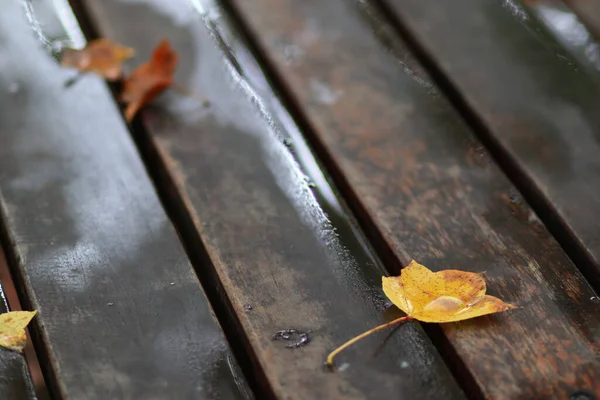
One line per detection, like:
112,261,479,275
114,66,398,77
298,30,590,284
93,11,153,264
76,0,466,399
377,0,600,289
224,0,600,398
0,1,251,399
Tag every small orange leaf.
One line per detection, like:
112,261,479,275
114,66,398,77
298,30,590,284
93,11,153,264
61,39,134,80
120,39,178,122
326,260,516,366
0,311,37,352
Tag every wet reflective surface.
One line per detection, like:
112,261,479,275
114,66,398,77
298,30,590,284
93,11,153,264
0,1,249,398
271,329,311,348
13,0,600,398
80,0,464,398
193,0,390,303
227,0,600,397
527,0,600,75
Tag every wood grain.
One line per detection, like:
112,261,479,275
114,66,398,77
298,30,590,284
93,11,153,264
225,0,600,398
0,1,250,399
378,0,600,291
77,0,466,398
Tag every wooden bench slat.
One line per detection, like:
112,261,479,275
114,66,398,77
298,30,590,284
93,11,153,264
379,0,600,290
77,0,466,398
0,2,250,399
225,0,600,398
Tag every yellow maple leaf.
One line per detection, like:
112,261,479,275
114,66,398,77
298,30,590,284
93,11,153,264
0,311,37,352
382,260,516,323
326,260,516,366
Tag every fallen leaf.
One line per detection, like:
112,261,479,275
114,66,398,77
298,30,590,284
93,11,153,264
0,311,37,352
120,39,178,121
382,260,516,322
327,260,516,366
61,39,134,80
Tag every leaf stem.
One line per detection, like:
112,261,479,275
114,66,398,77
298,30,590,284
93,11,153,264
171,82,210,106
326,315,411,367
370,321,404,362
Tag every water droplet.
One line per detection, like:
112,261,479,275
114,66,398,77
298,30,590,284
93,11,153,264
107,302,114,307
283,45,303,62
590,296,600,303
570,391,594,400
310,80,342,105
527,211,539,224
170,282,175,286
272,329,311,348
400,361,409,368
8,83,19,93
509,188,522,205
244,304,253,311
338,363,350,372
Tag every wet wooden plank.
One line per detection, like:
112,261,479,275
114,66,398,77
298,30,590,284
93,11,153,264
225,0,600,398
0,1,250,399
378,0,600,289
77,0,466,399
